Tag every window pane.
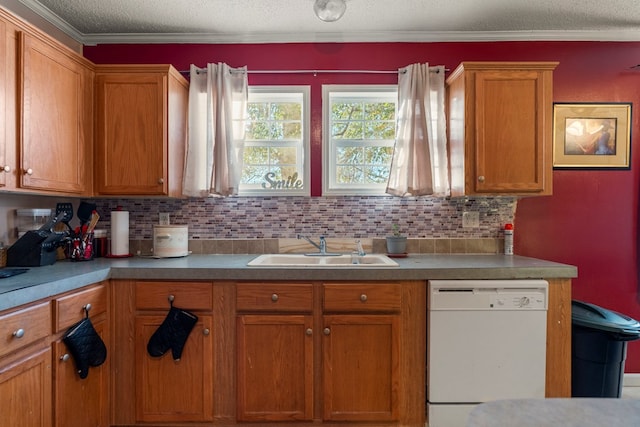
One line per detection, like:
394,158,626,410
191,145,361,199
282,122,301,139
244,146,269,164
364,121,395,139
332,102,363,120
336,165,364,184
248,103,269,120
365,146,393,165
333,122,363,139
242,165,269,184
365,165,390,183
271,102,301,120
365,102,395,120
270,147,297,165
337,146,363,164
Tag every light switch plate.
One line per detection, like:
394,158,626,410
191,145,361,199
462,211,479,228
159,213,170,225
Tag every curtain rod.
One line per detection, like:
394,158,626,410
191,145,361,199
180,67,448,76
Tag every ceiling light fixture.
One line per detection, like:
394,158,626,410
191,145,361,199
314,0,347,22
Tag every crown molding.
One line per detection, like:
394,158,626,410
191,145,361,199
80,29,640,45
15,0,640,46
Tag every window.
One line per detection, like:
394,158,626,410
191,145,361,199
239,86,310,196
322,85,398,195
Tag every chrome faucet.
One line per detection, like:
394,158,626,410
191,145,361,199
297,234,340,256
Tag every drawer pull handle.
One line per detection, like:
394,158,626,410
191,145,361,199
360,294,368,302
306,328,313,336
323,327,331,335
271,293,279,302
2,165,10,173
203,328,210,336
13,328,25,338
60,353,70,362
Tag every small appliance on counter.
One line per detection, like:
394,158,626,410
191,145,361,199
7,212,70,267
152,225,189,258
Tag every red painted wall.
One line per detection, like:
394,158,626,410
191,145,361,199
85,41,640,372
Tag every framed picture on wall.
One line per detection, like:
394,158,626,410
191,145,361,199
553,102,632,169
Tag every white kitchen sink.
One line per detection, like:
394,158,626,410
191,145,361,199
247,253,399,267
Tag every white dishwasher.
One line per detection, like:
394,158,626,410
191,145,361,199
427,280,548,427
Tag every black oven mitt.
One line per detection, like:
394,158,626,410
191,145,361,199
147,305,198,361
62,314,107,379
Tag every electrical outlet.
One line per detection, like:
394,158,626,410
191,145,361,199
159,213,170,225
462,211,479,228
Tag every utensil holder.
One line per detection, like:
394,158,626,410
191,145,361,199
70,232,94,261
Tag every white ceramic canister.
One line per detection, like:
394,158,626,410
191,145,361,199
153,225,189,258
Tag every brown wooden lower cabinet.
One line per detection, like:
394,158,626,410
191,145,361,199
237,314,314,421
54,321,109,427
0,347,52,427
134,314,214,422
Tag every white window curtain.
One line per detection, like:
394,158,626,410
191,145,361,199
386,63,449,197
182,63,248,197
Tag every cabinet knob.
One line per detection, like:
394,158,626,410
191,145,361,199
360,294,368,302
306,328,313,336
168,295,175,303
323,327,331,335
158,178,164,184
2,165,10,173
60,353,71,362
12,328,25,338
203,328,210,336
478,175,485,183
25,168,33,175
83,303,92,312
271,293,279,302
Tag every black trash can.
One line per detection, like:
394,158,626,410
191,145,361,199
572,300,640,397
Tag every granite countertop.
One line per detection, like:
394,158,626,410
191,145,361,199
0,254,577,311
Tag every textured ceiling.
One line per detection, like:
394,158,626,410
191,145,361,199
9,0,640,44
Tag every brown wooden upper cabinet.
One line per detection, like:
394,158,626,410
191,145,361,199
18,31,93,194
94,65,188,197
0,9,94,195
447,62,558,197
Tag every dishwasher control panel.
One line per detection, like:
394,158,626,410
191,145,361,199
429,280,548,310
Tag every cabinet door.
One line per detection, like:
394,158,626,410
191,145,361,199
0,347,52,427
0,18,6,188
19,32,89,194
54,320,109,427
323,314,400,422
473,69,548,194
95,73,167,195
237,314,314,422
135,314,213,422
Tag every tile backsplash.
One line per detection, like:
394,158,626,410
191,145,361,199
91,196,517,254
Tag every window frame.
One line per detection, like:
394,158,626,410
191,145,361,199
239,85,311,196
322,84,398,196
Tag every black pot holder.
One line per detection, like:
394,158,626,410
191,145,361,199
62,308,107,379
147,303,198,361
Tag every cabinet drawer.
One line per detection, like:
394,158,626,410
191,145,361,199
54,284,107,332
135,281,213,311
0,302,51,357
237,283,313,312
323,283,401,312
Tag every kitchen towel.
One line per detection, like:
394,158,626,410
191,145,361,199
110,209,129,256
